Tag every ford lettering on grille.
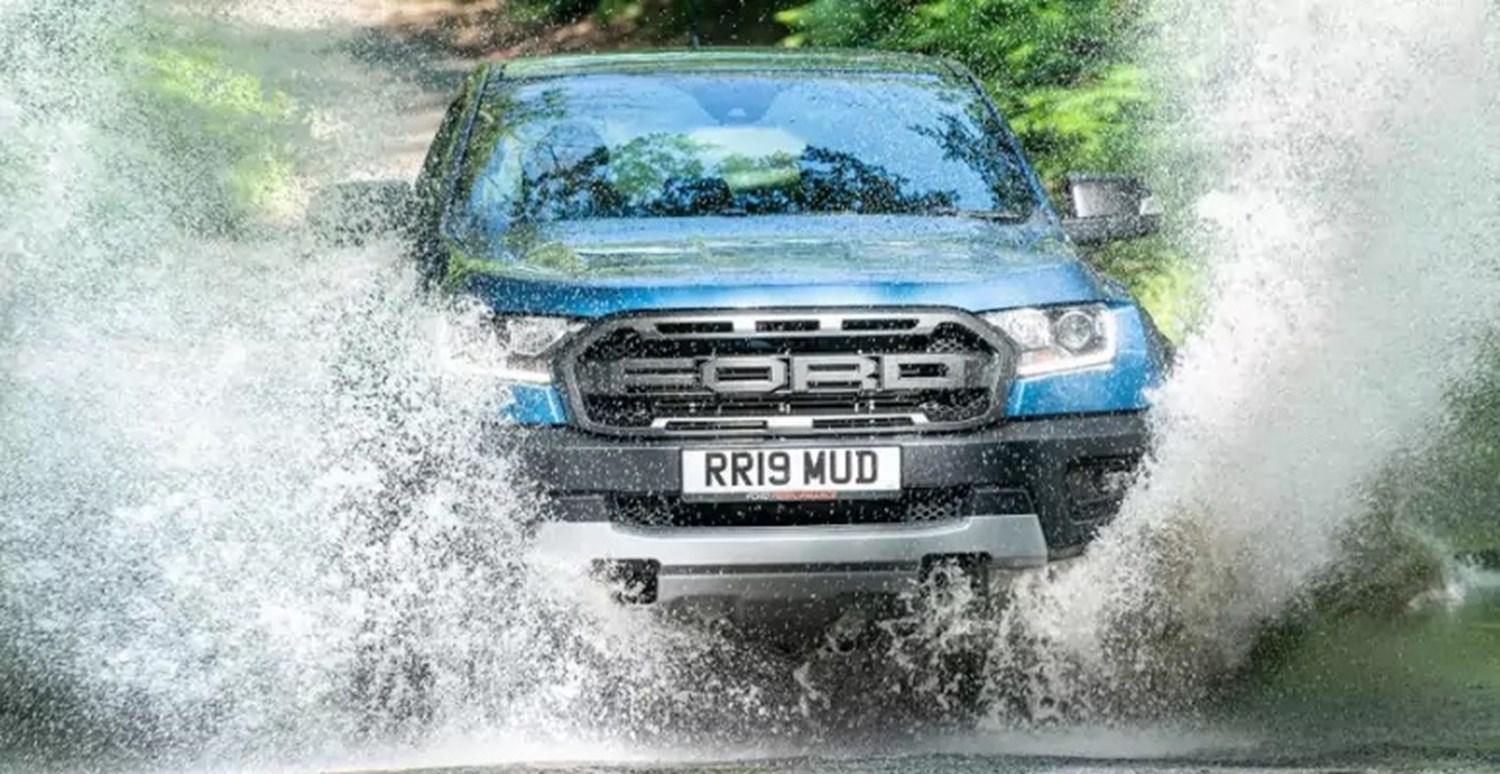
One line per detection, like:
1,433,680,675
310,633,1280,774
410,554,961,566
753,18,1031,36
557,309,1016,437
615,354,982,394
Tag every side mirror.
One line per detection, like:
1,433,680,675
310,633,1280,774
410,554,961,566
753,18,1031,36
1061,173,1161,246
307,179,413,245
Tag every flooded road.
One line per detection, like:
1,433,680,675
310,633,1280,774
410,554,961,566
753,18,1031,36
315,574,1498,773
2,0,1498,771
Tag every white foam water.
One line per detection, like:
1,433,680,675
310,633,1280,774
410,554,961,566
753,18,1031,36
0,1,789,767
983,0,1500,720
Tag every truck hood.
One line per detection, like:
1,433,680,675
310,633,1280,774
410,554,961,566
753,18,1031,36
457,215,1117,317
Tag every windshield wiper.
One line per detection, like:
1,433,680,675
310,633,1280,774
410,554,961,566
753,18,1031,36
921,207,1030,222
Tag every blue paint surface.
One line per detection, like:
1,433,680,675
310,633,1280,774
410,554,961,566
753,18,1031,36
505,384,569,424
1003,305,1162,417
441,67,1168,427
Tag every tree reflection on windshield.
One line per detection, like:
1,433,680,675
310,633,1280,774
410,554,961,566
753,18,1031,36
455,72,1039,235
516,140,963,219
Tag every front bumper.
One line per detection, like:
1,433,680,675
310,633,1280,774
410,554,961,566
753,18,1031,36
536,515,1049,604
515,411,1148,604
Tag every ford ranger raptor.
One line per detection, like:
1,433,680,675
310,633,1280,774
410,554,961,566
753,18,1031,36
349,49,1171,634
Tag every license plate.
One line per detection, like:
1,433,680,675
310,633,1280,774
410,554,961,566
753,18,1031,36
681,447,901,500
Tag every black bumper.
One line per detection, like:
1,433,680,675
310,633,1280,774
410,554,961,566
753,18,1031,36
504,412,1150,553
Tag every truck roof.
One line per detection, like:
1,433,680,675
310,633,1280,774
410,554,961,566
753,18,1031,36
499,48,962,80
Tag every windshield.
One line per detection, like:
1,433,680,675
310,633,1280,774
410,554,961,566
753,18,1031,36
452,71,1039,237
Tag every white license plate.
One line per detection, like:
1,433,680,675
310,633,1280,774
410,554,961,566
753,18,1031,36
681,447,901,500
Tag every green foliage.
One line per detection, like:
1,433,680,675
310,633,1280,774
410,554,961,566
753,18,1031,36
1008,62,1144,184
777,0,1150,186
1404,340,1500,551
775,0,898,48
122,22,307,232
1089,236,1198,339
510,0,602,25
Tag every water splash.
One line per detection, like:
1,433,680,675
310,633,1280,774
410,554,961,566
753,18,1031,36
0,1,789,766
985,0,1500,720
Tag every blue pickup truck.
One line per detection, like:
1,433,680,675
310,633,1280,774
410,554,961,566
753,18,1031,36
363,49,1171,625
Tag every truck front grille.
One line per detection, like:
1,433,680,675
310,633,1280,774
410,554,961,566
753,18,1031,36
610,488,970,528
556,309,1016,437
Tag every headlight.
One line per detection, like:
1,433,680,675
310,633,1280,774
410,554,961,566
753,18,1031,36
441,314,583,384
982,304,1118,377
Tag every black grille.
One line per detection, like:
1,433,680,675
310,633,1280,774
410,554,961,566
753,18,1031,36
611,488,969,528
582,390,992,429
556,309,1015,437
